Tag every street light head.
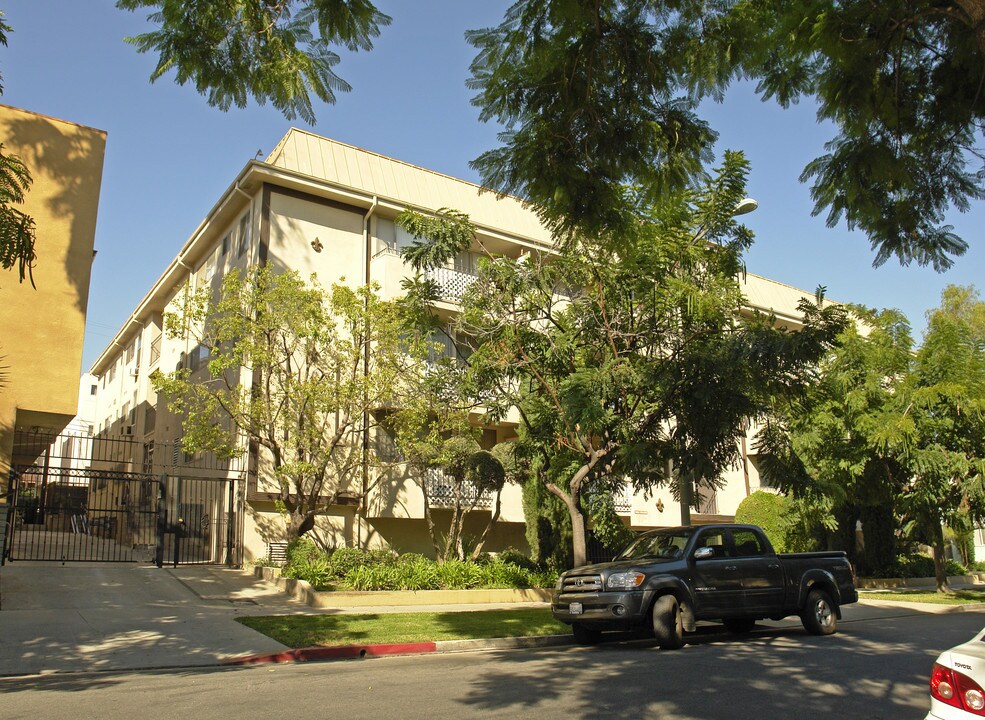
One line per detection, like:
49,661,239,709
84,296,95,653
733,197,758,217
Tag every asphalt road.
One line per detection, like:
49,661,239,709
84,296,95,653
0,609,980,720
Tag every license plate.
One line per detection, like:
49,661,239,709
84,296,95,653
569,602,583,615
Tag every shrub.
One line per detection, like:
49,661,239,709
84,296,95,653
283,555,332,588
436,559,485,589
498,547,538,572
326,547,373,578
945,559,969,577
735,491,790,552
894,554,936,578
284,537,323,568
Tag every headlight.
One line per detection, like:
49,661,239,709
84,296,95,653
607,571,645,590
556,575,565,591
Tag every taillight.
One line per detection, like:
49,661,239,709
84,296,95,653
932,663,985,715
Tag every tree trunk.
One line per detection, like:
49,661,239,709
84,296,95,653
470,487,504,561
933,522,951,593
545,483,587,567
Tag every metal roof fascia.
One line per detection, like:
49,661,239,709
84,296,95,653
88,160,266,375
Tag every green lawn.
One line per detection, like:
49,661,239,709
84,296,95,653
860,589,985,605
237,609,569,648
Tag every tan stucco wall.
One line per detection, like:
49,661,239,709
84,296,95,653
0,105,106,483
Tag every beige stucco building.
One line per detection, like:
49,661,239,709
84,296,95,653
86,128,816,562
0,104,106,487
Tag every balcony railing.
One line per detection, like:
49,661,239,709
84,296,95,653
423,467,494,510
427,266,477,302
614,493,632,514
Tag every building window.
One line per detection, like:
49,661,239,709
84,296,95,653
90,384,97,396
237,213,251,257
221,233,230,256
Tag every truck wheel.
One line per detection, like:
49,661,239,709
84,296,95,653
571,623,601,645
652,594,685,649
723,618,756,634
801,588,837,636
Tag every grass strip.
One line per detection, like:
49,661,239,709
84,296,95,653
860,589,985,605
237,609,569,648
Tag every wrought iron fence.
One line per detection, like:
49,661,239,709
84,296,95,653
423,467,494,510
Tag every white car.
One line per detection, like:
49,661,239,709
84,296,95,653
929,627,985,718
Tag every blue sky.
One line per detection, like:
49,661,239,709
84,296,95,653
3,1,983,371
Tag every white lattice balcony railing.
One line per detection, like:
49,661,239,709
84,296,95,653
614,494,632,514
427,266,478,302
423,466,494,510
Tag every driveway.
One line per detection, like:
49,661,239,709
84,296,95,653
0,562,306,675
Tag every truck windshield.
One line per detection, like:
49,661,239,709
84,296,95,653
617,529,695,560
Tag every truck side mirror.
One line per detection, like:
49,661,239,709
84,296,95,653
694,546,715,560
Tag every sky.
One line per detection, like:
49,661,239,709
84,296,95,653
3,1,983,372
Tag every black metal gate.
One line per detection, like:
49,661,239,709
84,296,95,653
3,431,244,566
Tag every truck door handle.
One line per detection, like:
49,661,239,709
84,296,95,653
768,564,780,569
725,565,737,571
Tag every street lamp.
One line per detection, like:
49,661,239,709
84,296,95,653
732,197,758,217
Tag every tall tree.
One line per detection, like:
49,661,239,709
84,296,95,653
402,153,846,567
468,0,985,271
755,306,914,572
116,0,391,124
152,267,408,540
761,286,985,591
896,285,985,589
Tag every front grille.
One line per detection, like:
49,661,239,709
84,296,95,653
562,573,603,594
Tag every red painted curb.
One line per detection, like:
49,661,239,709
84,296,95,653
225,642,438,666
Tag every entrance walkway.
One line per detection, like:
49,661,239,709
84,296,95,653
0,563,307,675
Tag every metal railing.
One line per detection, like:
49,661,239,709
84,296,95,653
423,467,494,510
427,266,477,302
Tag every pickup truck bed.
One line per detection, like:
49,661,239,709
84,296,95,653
552,523,858,648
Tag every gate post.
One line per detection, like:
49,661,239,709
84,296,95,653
225,479,235,567
155,473,167,568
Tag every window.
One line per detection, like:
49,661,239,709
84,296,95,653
695,529,730,558
221,233,230,256
732,530,765,557
237,213,251,257
90,384,97,396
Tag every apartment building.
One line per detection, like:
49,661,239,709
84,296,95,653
0,106,105,483
86,129,808,563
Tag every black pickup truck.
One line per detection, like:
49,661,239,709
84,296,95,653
552,523,858,648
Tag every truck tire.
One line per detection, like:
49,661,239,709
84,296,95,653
571,623,601,645
652,594,685,649
801,588,837,636
723,618,756,634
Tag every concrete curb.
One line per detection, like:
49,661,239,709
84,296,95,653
857,597,985,614
223,634,573,667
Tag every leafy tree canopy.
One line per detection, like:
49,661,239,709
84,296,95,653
117,0,391,124
0,12,36,287
152,267,409,540
468,0,985,270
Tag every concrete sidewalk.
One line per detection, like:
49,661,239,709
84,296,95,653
0,562,556,676
0,562,309,675
0,562,982,677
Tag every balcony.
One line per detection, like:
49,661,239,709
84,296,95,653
423,467,494,510
427,266,477,302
